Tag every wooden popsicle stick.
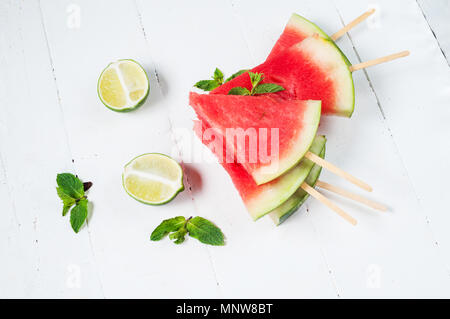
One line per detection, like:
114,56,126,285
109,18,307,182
349,51,410,72
331,8,376,41
301,182,357,225
316,180,387,212
305,151,373,192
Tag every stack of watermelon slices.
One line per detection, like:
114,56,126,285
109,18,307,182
189,14,357,225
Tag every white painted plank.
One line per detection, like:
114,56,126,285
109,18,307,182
417,0,450,64
0,0,103,298
230,0,450,297
0,153,26,297
333,0,450,296
39,0,220,298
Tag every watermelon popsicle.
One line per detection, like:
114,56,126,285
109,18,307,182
194,108,359,225
212,35,409,117
194,114,326,221
212,35,355,117
211,10,409,117
190,93,361,224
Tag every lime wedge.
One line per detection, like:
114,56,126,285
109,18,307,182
122,153,184,205
98,59,149,112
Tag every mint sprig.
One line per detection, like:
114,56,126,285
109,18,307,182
194,80,220,91
228,71,285,96
194,68,249,92
150,216,225,246
56,173,91,233
194,67,224,91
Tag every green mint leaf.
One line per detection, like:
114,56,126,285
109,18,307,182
186,217,225,246
248,71,264,89
56,186,76,216
57,186,76,204
150,216,186,241
253,83,285,95
225,69,248,83
56,173,84,199
70,198,88,233
169,227,188,244
194,80,220,92
228,87,251,96
213,68,224,83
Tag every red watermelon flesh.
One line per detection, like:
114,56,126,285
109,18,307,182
267,13,329,60
189,92,321,185
211,36,354,117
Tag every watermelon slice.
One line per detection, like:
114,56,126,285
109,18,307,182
211,36,354,117
189,92,321,185
194,116,326,220
267,13,329,60
268,142,326,225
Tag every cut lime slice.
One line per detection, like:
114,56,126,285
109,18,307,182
123,153,184,205
98,59,149,112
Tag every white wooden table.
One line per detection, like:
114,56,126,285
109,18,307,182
1,0,449,298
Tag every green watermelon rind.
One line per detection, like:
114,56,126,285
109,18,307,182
248,135,325,221
285,14,355,117
290,13,353,68
289,14,353,73
288,13,330,39
322,37,355,117
269,137,326,225
289,13,329,40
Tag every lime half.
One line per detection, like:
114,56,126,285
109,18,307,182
123,153,184,205
98,59,149,112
